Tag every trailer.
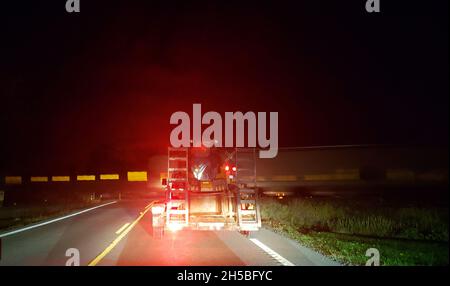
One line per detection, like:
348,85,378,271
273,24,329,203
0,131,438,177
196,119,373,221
152,147,261,237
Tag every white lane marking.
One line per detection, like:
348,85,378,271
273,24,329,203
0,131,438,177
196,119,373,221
249,238,295,266
0,201,117,238
115,223,130,235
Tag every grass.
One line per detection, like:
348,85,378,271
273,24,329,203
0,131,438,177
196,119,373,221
260,197,449,266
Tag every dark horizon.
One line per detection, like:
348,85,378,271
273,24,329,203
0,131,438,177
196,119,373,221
1,0,448,172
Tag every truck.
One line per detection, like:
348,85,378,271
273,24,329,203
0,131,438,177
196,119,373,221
152,146,261,237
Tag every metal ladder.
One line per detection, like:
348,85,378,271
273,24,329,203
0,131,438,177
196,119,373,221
235,148,261,231
166,147,189,227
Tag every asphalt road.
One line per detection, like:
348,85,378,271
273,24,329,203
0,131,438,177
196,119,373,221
0,199,339,266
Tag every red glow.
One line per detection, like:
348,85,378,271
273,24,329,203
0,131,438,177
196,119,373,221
225,165,230,171
232,166,236,172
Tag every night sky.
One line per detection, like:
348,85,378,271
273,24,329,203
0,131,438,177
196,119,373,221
1,0,448,172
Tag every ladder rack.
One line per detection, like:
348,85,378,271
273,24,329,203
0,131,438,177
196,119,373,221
166,147,189,226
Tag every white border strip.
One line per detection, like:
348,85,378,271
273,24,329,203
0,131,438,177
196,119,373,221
0,201,117,238
249,238,295,266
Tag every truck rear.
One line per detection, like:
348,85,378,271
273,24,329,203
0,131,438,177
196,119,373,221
153,147,261,236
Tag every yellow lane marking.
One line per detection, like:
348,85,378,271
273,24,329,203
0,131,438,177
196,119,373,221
386,169,415,181
88,201,157,266
127,171,148,182
100,174,120,180
5,176,22,185
115,223,130,235
30,176,48,182
77,175,96,181
303,173,359,181
52,176,70,182
144,202,155,209
272,175,297,182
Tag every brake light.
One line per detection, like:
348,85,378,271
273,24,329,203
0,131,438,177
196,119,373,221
232,166,237,172
225,165,230,171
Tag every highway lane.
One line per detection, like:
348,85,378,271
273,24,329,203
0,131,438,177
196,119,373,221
0,199,339,266
0,200,142,265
